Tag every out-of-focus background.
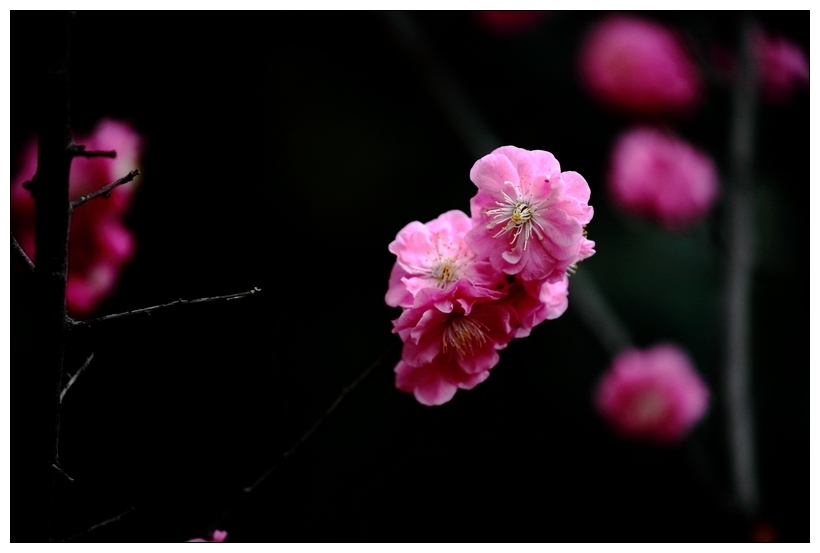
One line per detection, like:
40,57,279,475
11,10,808,542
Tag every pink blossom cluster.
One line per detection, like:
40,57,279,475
387,146,595,406
577,14,703,117
595,344,709,444
11,119,143,318
607,127,719,230
188,529,228,542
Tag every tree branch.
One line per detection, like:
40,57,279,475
69,169,139,210
12,234,35,275
51,463,74,483
69,143,116,158
70,287,262,327
60,352,94,403
724,16,760,517
209,341,400,531
62,506,136,542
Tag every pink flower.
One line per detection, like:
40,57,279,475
500,275,570,339
577,15,702,116
473,11,548,36
466,146,594,283
595,344,710,444
392,279,513,405
11,119,142,318
607,127,719,230
386,210,501,309
753,29,809,104
188,529,228,542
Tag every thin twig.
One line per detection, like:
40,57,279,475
62,506,136,542
210,341,400,531
51,463,74,483
12,234,35,275
70,287,262,328
69,143,117,158
724,16,759,517
244,341,398,494
382,10,633,357
60,352,95,403
69,169,139,210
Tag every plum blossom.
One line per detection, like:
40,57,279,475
499,275,570,339
607,127,719,230
11,119,142,317
577,15,702,116
188,529,228,542
753,29,809,105
386,210,501,309
595,344,710,444
466,146,594,283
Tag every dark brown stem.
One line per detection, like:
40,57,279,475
17,11,74,542
69,169,139,210
12,234,36,275
70,287,262,327
51,463,74,483
68,143,116,158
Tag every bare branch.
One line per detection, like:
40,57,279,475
69,169,139,210
63,506,136,542
209,341,399,531
12,234,35,275
71,287,262,328
60,352,95,403
69,143,117,158
51,463,74,483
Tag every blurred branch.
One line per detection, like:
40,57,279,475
382,10,632,358
12,234,35,275
62,506,136,542
569,270,633,356
211,341,400,531
70,287,262,328
69,143,117,158
60,352,94,403
723,16,760,517
381,11,501,159
69,169,139,210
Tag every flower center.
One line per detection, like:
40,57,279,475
485,181,547,250
431,258,460,287
442,315,488,357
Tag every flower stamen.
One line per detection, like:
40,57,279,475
442,315,489,357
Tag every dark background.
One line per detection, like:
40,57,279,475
11,11,809,542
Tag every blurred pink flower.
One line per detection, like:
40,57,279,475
595,344,710,444
386,209,501,309
473,11,548,36
607,127,719,230
577,15,702,116
188,529,228,542
466,146,594,283
11,119,142,318
753,29,809,104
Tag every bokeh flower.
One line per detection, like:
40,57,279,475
753,29,809,105
577,15,702,117
607,126,719,230
188,529,228,542
595,344,710,444
11,119,142,318
466,145,594,283
473,11,547,36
